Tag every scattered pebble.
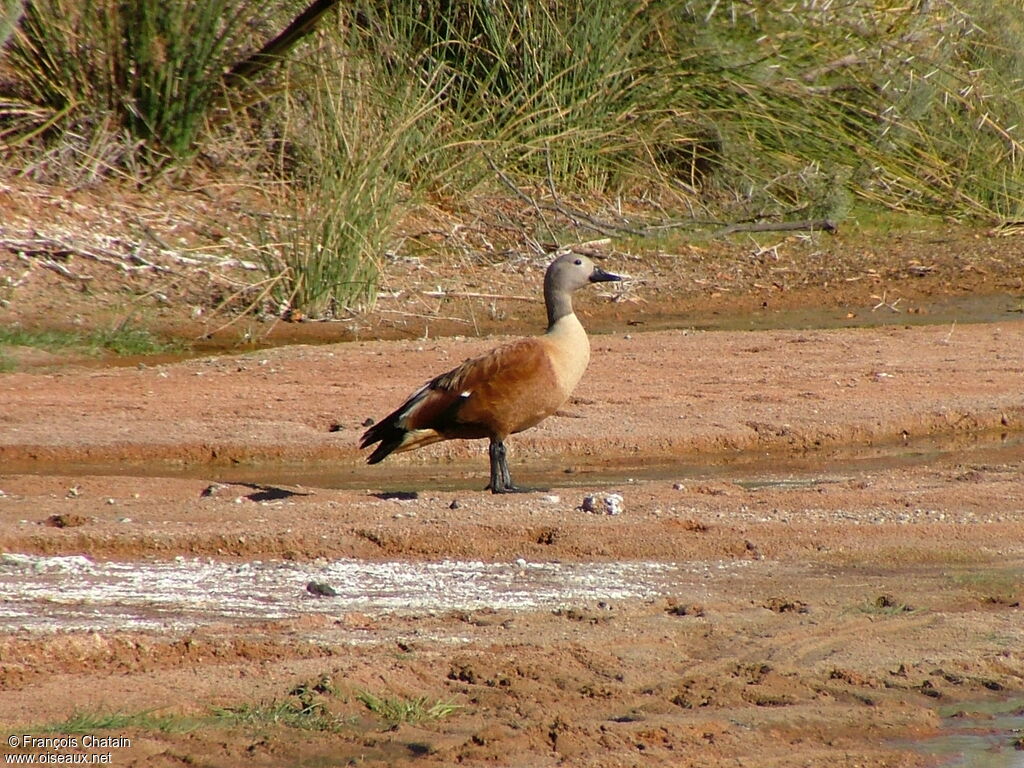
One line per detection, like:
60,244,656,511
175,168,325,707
763,597,809,614
200,483,228,498
306,581,338,598
666,603,705,617
44,513,91,529
579,492,624,515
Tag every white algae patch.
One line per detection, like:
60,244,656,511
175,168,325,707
0,552,683,632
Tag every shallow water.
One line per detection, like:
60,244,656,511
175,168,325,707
82,292,1023,369
904,700,1024,768
214,428,1024,494
8,427,1019,495
0,552,705,633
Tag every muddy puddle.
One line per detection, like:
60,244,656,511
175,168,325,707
0,553,717,633
70,291,1022,370
905,699,1024,768
8,428,1020,496
261,428,1024,494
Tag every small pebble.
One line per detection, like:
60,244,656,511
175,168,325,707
579,493,624,515
306,581,338,598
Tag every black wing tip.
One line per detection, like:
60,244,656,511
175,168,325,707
360,418,403,464
359,417,388,448
366,437,401,464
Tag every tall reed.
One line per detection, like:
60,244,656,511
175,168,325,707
4,0,266,173
257,41,444,317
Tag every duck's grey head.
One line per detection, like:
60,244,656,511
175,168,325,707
544,252,621,327
545,252,622,294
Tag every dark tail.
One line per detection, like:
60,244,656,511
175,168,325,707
359,416,405,464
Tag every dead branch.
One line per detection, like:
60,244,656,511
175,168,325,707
713,219,838,237
421,290,538,302
486,155,647,239
222,0,341,90
36,258,91,283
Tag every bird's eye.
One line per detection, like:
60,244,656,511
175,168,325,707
574,258,582,265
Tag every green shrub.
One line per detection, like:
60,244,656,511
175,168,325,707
352,0,692,194
0,0,22,48
4,0,269,174
655,0,1024,220
4,0,1024,278
255,38,442,318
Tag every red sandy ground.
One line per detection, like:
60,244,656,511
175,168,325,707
1,177,1023,766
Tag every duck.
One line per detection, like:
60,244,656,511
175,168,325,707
359,252,622,493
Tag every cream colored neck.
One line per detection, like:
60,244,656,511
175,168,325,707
543,312,591,394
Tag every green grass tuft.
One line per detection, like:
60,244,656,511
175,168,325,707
857,594,917,616
39,709,202,735
211,700,345,733
355,689,460,726
212,675,347,733
0,324,182,358
949,569,1023,604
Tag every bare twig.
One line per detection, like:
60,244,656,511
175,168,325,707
199,273,290,340
486,154,647,238
375,308,474,324
37,258,90,283
801,54,862,82
2,233,256,277
714,219,838,237
222,0,341,91
871,291,902,313
421,290,538,302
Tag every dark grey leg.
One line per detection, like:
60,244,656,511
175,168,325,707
487,440,524,494
498,442,517,491
487,440,504,492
